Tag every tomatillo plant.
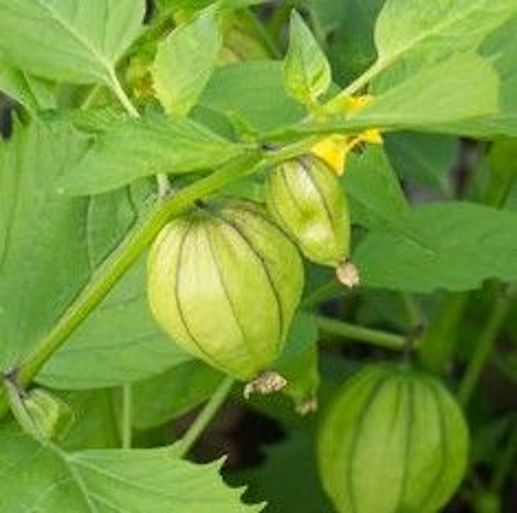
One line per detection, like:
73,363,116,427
0,1,516,512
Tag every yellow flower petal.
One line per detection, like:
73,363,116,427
359,129,383,145
311,135,348,176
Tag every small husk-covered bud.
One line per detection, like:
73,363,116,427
6,380,75,442
318,363,469,513
147,200,304,386
266,155,358,286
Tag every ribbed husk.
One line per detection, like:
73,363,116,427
147,201,304,381
266,156,350,267
317,364,469,513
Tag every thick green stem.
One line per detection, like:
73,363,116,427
121,384,133,449
175,376,234,458
458,289,509,407
312,314,406,351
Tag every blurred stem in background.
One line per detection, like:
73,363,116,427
418,139,517,379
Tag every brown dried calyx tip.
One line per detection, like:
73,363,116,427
336,260,360,288
243,371,287,400
296,396,318,416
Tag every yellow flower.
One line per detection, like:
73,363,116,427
311,95,383,175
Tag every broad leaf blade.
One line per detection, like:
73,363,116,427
372,0,517,90
132,360,223,430
152,5,223,115
283,10,332,106
37,256,192,389
200,61,306,134
344,146,410,230
0,121,91,369
289,53,499,138
385,132,457,196
447,15,517,137
232,428,332,512
0,53,56,113
348,53,499,133
355,202,517,292
0,423,263,512
59,114,247,195
0,0,145,85
321,0,385,85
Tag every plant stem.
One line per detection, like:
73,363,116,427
80,85,103,110
121,384,133,449
491,420,517,492
401,292,426,328
107,68,170,193
329,60,383,103
312,314,406,351
458,288,509,407
108,69,140,117
417,292,470,374
175,376,234,458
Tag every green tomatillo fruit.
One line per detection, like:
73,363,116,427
147,200,304,391
317,363,469,513
266,156,358,287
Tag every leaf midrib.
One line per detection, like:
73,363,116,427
375,0,511,79
33,0,114,80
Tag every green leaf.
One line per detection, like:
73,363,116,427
0,122,190,383
348,53,499,133
355,202,517,292
132,361,223,430
371,0,517,91
200,60,306,134
318,0,385,85
0,0,145,85
284,53,499,138
486,138,517,209
307,0,348,35
233,428,332,512
152,5,222,115
384,132,457,196
37,256,192,389
343,146,410,229
60,390,121,450
0,423,262,512
157,0,264,12
276,314,320,411
0,121,91,370
282,10,332,107
453,16,517,137
59,114,247,195
0,53,56,113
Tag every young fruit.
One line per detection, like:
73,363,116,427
266,156,357,286
147,200,304,385
318,363,469,513
5,381,75,442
